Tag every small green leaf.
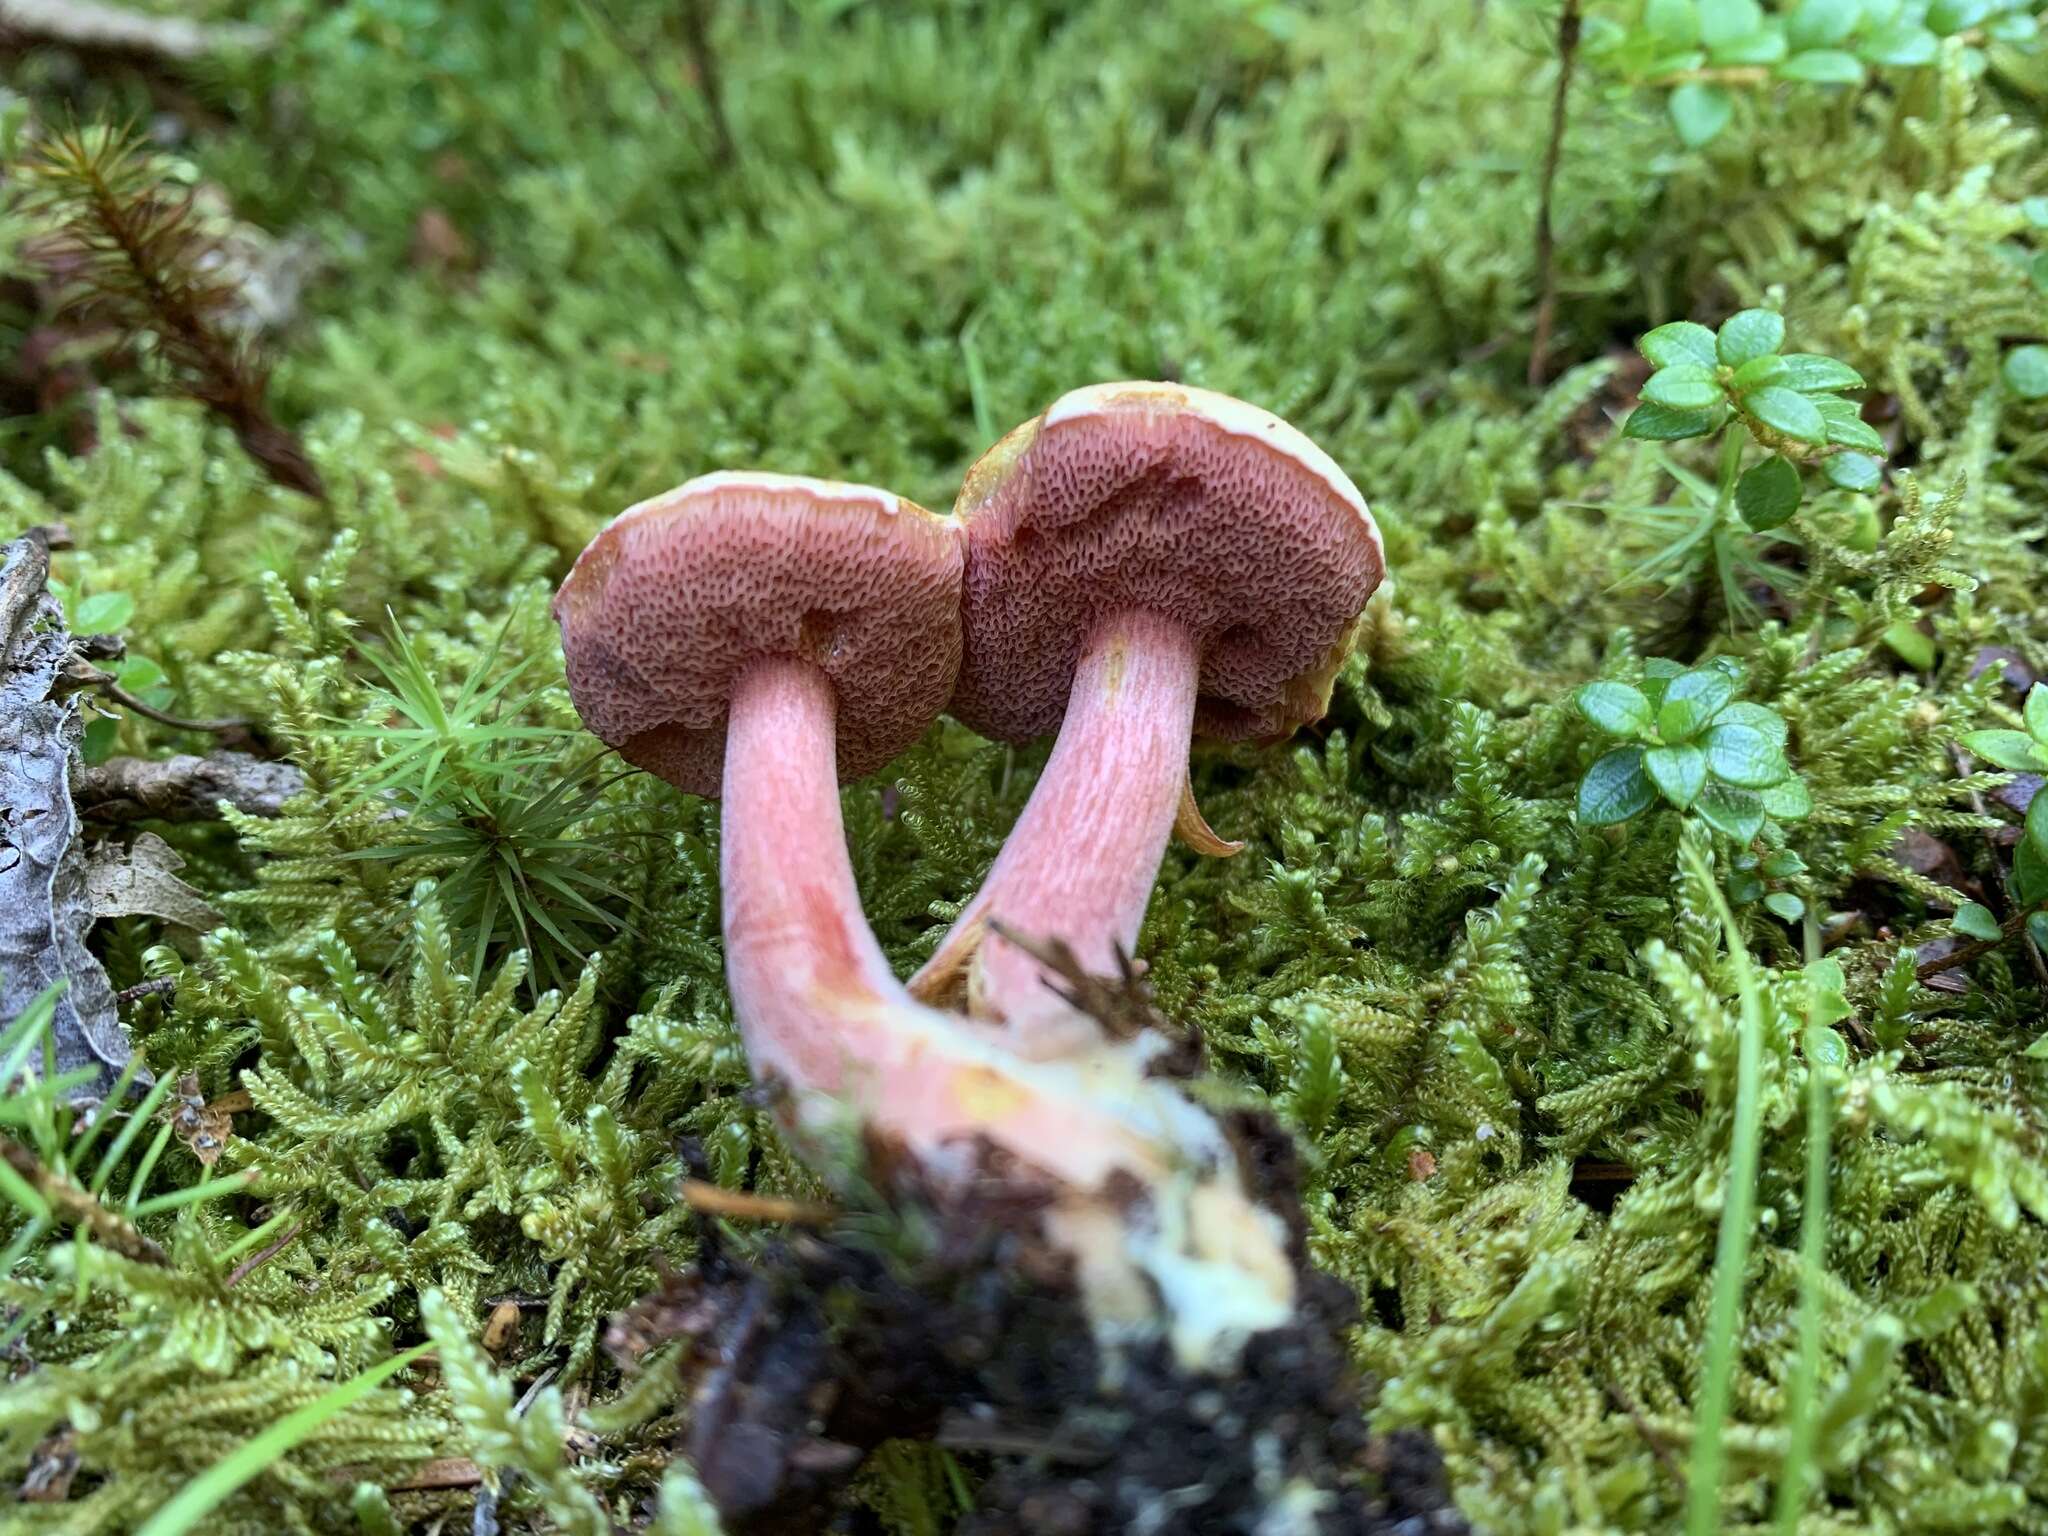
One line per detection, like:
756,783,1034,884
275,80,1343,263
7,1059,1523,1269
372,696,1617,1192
1745,385,1828,442
1954,902,2002,942
2030,790,2048,865
1764,891,1807,921
1990,11,2040,43
74,592,135,633
1699,0,1766,49
1645,0,1703,49
1788,0,1858,48
1643,364,1725,411
1762,849,1806,878
1730,354,1790,392
1641,658,1685,709
1712,28,1789,64
1804,956,1851,1028
1862,23,1940,65
116,656,168,693
1816,395,1886,451
1928,0,1993,35
2024,196,2048,229
1779,48,1866,81
1641,321,1718,369
1696,780,1767,842
1718,308,1786,366
82,716,119,764
1579,747,1656,826
1761,776,1813,821
1669,82,1735,147
1882,622,1935,671
1647,743,1710,808
1729,869,1766,904
1735,455,1803,530
2004,345,2048,400
1705,720,1791,787
1959,729,2047,771
2017,838,2048,907
1718,702,1788,745
2026,684,2048,742
1777,353,1865,391
1576,680,1656,738
1658,668,1738,741
2031,911,2048,955
1823,452,1883,492
1623,400,1725,440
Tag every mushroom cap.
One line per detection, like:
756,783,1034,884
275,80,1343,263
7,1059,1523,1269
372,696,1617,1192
948,382,1384,744
553,471,963,798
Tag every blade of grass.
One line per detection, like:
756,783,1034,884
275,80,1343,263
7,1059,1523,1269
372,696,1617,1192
1684,835,1769,1536
135,1341,432,1536
124,1118,177,1212
1774,913,1834,1531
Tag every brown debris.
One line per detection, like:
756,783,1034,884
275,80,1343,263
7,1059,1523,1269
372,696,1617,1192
76,751,302,823
679,1179,834,1227
169,1072,249,1166
608,1119,1467,1536
984,923,1188,1055
483,1300,522,1358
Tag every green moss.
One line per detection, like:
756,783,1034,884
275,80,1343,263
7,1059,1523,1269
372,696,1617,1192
5,0,2048,1530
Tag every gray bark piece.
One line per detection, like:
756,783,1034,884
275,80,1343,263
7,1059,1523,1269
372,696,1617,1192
0,531,135,1101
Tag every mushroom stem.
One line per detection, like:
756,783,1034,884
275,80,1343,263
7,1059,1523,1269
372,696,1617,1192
718,657,1298,1370
719,656,910,1088
909,608,1198,1053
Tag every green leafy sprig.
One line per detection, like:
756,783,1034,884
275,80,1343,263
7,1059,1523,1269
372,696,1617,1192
1584,0,2043,150
1577,658,1812,856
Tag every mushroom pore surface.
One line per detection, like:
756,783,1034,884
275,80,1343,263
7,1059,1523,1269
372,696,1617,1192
949,382,1384,744
552,471,962,798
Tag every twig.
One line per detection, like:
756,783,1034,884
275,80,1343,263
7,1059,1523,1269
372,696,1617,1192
115,978,175,1008
1645,65,1771,86
679,0,737,168
225,1217,303,1287
77,751,301,822
0,0,269,60
0,1137,168,1265
1916,905,2037,984
1528,0,1582,389
679,1178,833,1226
99,682,251,735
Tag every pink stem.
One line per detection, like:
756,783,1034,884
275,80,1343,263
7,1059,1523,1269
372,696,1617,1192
911,609,1197,1054
720,656,907,1093
717,651,1297,1359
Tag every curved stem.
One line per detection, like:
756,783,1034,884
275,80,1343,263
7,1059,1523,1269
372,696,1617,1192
719,653,1294,1366
909,609,1197,1055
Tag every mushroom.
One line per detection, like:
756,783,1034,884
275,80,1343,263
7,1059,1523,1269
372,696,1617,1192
553,470,1299,1368
908,383,1383,1050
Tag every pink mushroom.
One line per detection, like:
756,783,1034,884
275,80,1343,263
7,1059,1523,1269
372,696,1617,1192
908,383,1383,1052
554,470,1299,1368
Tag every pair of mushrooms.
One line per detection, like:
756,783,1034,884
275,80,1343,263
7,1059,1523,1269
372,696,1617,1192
554,381,1383,1370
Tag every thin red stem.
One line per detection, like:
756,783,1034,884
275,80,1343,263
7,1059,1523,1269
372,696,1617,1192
911,609,1197,1055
